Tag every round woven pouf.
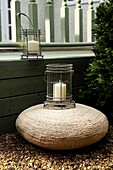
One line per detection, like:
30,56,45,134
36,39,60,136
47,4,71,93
16,103,109,150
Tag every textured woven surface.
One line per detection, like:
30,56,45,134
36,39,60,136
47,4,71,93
16,103,109,150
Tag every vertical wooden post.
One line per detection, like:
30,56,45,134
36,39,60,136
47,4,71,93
11,0,21,42
75,0,83,42
28,0,38,30
45,0,54,42
87,0,95,42
61,0,69,42
0,14,1,41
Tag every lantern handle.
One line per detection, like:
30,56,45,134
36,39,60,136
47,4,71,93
44,71,47,82
17,12,35,34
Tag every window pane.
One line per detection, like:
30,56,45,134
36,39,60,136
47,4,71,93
9,26,12,40
8,0,11,8
8,10,11,24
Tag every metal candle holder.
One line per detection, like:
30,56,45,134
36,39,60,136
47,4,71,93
44,63,75,109
17,13,43,59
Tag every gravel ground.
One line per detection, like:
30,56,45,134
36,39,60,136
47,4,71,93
0,123,113,170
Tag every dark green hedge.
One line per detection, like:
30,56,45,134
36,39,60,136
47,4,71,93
79,0,113,119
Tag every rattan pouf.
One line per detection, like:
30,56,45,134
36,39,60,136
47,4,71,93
16,103,109,150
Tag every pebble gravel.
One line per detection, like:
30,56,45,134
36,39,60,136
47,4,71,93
0,124,113,170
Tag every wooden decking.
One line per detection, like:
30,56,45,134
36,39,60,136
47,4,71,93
0,46,95,134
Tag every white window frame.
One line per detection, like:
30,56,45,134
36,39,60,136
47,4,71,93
67,0,100,6
67,0,76,6
1,0,11,42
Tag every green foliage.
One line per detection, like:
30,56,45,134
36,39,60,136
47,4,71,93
79,0,113,117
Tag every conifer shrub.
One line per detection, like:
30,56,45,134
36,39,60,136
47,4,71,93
79,0,113,118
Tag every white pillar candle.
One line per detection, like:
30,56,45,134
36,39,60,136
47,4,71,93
53,82,66,101
28,40,39,52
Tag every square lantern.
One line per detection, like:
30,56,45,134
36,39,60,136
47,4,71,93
17,13,43,59
44,63,75,109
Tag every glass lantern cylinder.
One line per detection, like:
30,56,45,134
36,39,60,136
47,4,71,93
21,29,42,59
44,63,75,109
17,12,43,59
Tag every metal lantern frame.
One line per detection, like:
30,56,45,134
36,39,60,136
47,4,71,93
44,63,75,109
17,13,43,59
